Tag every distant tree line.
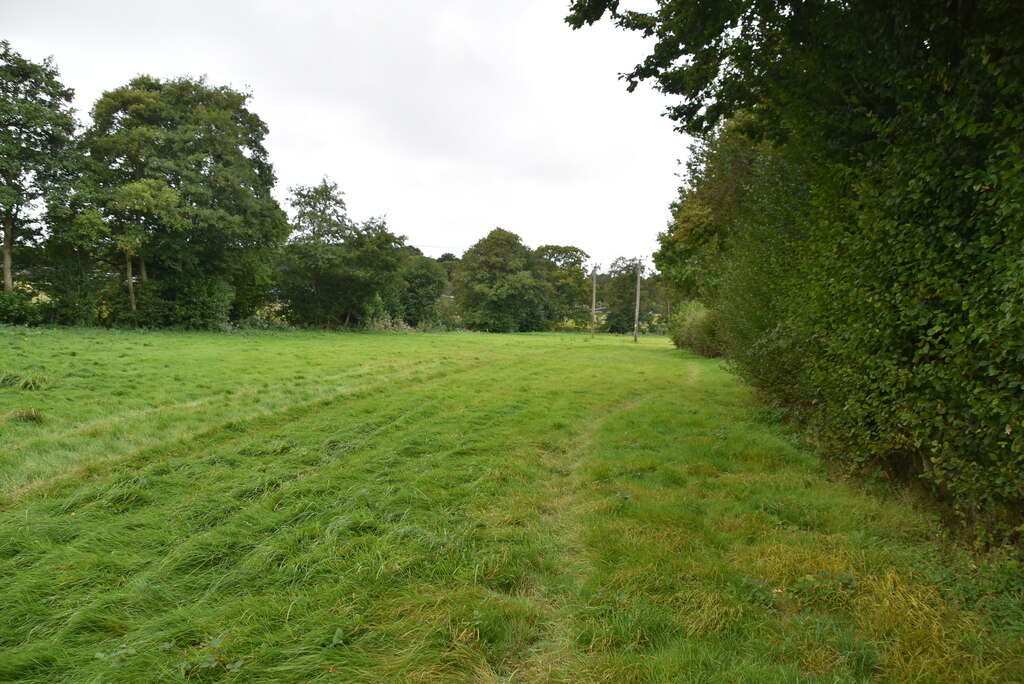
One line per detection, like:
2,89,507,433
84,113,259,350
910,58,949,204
451,228,669,333
0,40,667,334
569,0,1023,544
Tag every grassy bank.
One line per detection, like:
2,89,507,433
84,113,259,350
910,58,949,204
1,327,1021,682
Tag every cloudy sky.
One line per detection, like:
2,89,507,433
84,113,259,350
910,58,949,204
4,0,689,269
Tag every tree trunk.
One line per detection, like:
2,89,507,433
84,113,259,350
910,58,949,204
2,212,13,292
125,251,137,312
139,256,148,281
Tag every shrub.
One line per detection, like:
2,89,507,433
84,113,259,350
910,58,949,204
668,301,723,357
167,277,235,330
0,290,43,325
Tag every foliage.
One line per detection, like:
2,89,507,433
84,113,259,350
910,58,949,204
433,295,461,331
436,251,459,281
399,255,447,327
452,228,552,332
805,37,1024,541
78,75,289,324
0,289,43,325
534,245,590,326
0,51,597,336
667,300,722,358
583,0,1024,544
600,257,642,334
0,40,78,293
276,179,406,328
653,124,762,300
165,276,236,330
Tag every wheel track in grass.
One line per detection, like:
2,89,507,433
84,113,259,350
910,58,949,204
0,339,680,681
0,347,607,657
0,355,451,489
508,367,704,682
1,349,517,502
1,342,581,495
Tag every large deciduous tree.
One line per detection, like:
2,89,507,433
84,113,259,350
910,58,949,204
453,229,551,333
0,41,77,292
534,245,590,326
80,75,288,325
276,178,406,328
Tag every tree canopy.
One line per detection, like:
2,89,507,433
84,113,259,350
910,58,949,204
0,41,603,337
453,229,553,333
0,40,77,292
534,245,590,327
79,75,289,324
277,178,407,328
566,0,1021,143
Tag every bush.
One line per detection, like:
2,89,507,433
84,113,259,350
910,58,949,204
0,290,43,325
668,301,723,357
236,308,290,331
166,277,235,330
100,277,235,329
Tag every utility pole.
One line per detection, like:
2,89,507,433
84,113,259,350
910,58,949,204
590,265,597,339
633,259,642,344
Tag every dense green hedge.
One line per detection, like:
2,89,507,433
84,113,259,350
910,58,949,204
656,39,1024,544
808,41,1024,541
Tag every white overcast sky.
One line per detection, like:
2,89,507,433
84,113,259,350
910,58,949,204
4,0,689,269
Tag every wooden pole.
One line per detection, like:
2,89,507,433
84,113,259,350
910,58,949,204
632,260,641,343
125,251,136,313
590,265,597,339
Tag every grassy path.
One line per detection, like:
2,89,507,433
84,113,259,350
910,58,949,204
0,328,1021,682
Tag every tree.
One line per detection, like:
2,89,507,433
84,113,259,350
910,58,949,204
565,1,1014,145
0,41,77,292
453,228,551,333
436,252,459,282
399,255,447,327
80,75,288,325
287,177,351,243
601,257,643,334
534,245,590,326
276,179,406,328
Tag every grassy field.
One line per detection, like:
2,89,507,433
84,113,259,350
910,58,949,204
1,326,1021,682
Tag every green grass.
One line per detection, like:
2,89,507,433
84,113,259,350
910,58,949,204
1,326,1021,682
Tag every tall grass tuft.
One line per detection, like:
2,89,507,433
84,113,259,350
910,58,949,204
0,371,50,390
2,408,42,422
